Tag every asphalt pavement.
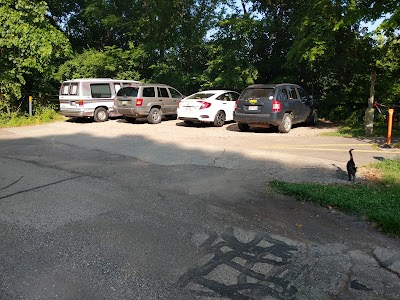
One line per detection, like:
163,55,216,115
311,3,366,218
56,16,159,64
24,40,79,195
0,119,399,300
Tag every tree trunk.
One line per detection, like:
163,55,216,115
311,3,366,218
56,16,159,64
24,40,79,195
364,71,376,136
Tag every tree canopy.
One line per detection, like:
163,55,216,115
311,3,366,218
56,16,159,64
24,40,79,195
1,0,399,119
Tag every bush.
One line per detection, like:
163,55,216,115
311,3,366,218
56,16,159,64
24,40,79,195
0,105,63,128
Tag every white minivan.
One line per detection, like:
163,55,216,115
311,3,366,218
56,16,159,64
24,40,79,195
59,78,141,122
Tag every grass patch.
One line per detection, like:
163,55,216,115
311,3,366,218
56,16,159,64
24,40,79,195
0,107,64,128
269,157,400,236
321,123,400,141
321,124,399,137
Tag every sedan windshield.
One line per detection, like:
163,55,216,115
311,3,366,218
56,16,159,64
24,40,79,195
187,93,215,100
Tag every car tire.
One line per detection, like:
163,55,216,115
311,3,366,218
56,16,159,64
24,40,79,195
147,107,162,124
307,109,319,126
166,114,177,120
94,107,108,122
213,111,226,127
123,116,136,123
238,122,250,132
183,120,194,126
278,113,292,133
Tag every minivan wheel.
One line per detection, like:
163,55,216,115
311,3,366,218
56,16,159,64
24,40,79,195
278,113,292,133
213,111,226,127
147,107,162,124
238,122,250,132
94,107,108,122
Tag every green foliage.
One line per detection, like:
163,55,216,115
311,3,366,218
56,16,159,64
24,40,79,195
269,157,400,236
1,0,400,121
55,45,145,81
0,106,63,128
0,0,71,109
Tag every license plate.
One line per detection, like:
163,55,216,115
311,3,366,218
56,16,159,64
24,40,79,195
248,106,258,111
122,101,128,105
185,107,195,111
70,101,75,106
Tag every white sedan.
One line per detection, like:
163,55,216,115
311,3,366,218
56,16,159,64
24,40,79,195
177,90,240,127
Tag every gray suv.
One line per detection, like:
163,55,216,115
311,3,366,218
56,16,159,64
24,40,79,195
234,83,319,133
114,84,183,124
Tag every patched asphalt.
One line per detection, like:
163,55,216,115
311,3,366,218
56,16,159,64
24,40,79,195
1,119,399,299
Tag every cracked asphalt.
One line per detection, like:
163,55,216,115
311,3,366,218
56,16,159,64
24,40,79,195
0,118,399,299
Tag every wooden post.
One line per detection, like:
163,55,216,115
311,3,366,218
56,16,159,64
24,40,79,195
364,71,376,136
387,109,394,145
29,96,33,116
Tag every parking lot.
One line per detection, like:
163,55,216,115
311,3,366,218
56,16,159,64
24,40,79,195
3,118,399,183
1,118,400,299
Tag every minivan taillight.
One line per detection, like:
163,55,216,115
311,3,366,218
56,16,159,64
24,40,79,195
78,100,84,107
272,99,282,112
197,101,211,109
235,100,238,111
136,98,143,106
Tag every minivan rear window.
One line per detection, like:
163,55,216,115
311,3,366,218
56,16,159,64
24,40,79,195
61,83,79,95
241,88,274,99
117,87,139,97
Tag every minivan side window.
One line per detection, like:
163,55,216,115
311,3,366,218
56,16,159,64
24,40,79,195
158,87,169,97
91,84,112,98
143,87,155,97
169,88,182,98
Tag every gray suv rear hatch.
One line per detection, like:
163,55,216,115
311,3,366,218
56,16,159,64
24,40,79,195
234,84,281,124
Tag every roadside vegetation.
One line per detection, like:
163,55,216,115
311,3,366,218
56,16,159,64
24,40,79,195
1,1,400,124
0,105,64,128
270,157,400,236
321,122,400,148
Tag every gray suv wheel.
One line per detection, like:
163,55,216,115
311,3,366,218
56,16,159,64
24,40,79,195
147,107,162,124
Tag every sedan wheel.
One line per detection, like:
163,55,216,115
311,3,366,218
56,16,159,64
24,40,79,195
213,111,226,127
